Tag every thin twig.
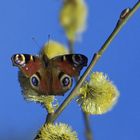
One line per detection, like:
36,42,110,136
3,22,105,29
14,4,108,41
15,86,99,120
83,112,93,140
46,0,140,124
68,37,93,140
68,39,74,53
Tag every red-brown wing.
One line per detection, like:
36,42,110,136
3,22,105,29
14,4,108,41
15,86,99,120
12,54,88,96
41,54,88,96
46,67,73,95
49,54,88,77
12,54,50,95
11,54,42,77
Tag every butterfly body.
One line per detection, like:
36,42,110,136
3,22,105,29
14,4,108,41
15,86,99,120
11,53,88,96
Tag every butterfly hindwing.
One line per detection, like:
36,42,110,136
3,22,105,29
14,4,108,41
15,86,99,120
47,67,73,95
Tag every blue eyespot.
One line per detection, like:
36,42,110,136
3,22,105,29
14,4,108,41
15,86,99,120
62,77,70,86
30,74,40,88
32,77,38,86
60,74,71,88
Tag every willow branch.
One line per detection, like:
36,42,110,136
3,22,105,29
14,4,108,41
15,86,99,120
46,1,140,123
83,112,93,140
68,40,74,54
68,38,93,140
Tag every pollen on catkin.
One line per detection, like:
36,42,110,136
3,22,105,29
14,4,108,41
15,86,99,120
35,123,78,140
59,0,87,42
40,40,68,59
77,72,120,115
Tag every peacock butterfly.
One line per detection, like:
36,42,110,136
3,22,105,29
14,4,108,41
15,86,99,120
11,52,88,96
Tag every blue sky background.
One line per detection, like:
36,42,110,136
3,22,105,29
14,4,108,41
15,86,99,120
1,0,140,140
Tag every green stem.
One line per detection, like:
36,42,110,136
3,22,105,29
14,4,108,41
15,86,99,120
83,112,93,140
46,1,140,123
68,39,74,54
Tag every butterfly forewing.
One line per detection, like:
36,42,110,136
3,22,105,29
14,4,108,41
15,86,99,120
49,54,88,77
11,54,42,77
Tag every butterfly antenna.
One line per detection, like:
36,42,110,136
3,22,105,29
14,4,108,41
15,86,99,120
47,34,51,47
48,34,51,41
32,37,40,47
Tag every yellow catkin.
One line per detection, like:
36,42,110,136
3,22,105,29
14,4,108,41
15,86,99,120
41,40,68,59
36,123,78,140
77,72,120,115
60,0,87,42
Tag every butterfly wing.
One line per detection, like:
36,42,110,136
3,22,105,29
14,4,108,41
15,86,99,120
11,54,42,77
50,54,88,77
11,54,51,96
11,53,88,96
45,66,73,95
46,54,88,95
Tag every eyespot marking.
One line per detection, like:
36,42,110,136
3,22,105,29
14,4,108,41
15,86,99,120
30,74,40,88
72,55,83,65
14,54,26,67
59,72,72,88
